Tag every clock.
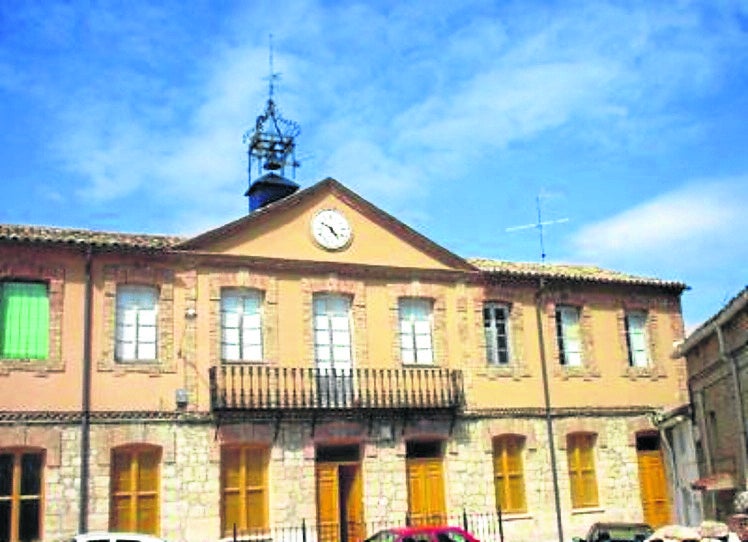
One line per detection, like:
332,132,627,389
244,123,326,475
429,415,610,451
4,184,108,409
311,208,353,250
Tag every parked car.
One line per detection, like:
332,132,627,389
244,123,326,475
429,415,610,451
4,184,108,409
574,522,654,542
365,526,480,542
72,532,169,542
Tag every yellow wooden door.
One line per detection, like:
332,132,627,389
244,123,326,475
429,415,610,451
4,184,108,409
406,458,446,526
637,450,671,528
344,465,365,542
317,463,340,542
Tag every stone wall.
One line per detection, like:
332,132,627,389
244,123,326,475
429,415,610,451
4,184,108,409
6,413,658,542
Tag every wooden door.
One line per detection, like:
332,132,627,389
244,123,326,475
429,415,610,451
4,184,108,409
317,462,365,542
406,458,446,526
637,449,671,527
317,463,340,542
342,465,365,542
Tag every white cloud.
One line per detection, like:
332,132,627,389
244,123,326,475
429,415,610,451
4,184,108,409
568,177,748,270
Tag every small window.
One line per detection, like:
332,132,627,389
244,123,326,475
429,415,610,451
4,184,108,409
115,285,158,362
399,298,433,365
625,311,649,367
484,303,510,365
567,433,599,508
221,289,264,362
556,306,583,366
0,282,49,360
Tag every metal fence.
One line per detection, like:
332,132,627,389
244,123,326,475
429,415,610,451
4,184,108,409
220,510,506,542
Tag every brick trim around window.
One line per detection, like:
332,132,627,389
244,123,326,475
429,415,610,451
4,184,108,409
475,289,530,380
0,261,65,374
99,264,176,373
301,275,367,367
616,299,667,381
540,292,600,380
209,271,279,366
389,281,447,366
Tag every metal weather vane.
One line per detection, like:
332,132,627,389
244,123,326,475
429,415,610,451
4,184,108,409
243,34,301,178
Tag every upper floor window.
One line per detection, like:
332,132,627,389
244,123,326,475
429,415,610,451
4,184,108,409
625,311,649,367
399,298,433,365
492,435,527,514
110,445,161,535
567,433,599,509
0,449,44,542
115,285,158,362
0,282,49,360
484,303,510,365
313,294,352,368
555,305,583,367
221,289,263,362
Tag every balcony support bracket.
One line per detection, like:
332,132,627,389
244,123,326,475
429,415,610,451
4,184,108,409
273,412,283,443
449,409,458,436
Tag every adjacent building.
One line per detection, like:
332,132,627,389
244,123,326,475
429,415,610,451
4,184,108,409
675,286,748,520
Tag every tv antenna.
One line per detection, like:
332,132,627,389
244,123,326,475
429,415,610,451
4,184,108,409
506,194,569,263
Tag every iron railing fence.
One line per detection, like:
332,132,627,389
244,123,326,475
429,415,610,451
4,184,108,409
219,510,505,542
210,365,464,411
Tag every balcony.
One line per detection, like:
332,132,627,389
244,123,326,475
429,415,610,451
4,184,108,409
209,365,463,412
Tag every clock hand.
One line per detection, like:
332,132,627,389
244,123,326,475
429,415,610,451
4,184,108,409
324,223,340,238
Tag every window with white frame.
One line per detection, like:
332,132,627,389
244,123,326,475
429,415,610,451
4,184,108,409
221,289,263,362
484,303,510,365
115,285,158,362
555,305,583,367
399,298,433,365
313,294,352,368
625,310,649,367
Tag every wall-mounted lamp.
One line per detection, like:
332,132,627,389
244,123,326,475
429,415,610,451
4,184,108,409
185,307,197,319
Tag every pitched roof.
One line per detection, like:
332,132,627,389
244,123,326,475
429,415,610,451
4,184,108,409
0,224,184,250
468,258,687,290
179,177,477,271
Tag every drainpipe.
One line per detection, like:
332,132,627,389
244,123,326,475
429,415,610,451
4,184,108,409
79,247,94,533
535,278,564,542
716,325,748,488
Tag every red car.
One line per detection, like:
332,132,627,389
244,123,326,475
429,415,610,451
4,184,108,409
365,526,480,542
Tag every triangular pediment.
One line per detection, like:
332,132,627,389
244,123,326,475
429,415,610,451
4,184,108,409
179,178,475,272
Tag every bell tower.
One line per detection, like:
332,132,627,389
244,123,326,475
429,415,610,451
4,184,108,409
243,36,301,212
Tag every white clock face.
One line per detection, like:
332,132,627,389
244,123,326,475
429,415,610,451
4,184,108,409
311,209,352,250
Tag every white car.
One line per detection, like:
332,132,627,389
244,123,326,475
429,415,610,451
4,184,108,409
72,532,169,542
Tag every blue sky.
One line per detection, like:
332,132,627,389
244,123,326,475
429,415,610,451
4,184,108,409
1,1,747,330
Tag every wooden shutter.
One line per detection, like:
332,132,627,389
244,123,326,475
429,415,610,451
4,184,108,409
0,282,49,359
316,463,340,542
494,436,527,513
637,450,671,528
407,458,445,526
568,434,598,509
111,446,160,535
221,446,268,536
345,466,365,542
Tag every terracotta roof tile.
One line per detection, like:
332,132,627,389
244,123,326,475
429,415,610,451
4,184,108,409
467,257,686,289
0,224,185,249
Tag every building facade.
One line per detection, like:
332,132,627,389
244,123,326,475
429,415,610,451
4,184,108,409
0,178,690,542
675,286,748,520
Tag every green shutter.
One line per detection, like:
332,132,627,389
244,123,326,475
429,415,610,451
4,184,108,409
0,282,49,360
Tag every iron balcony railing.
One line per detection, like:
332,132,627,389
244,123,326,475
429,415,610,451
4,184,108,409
209,365,463,411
